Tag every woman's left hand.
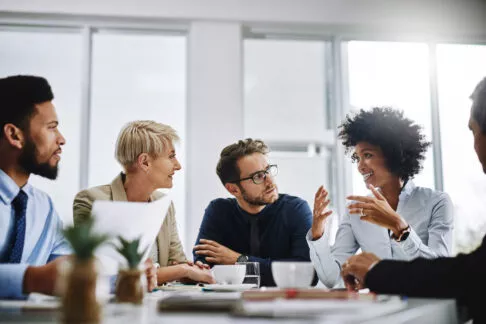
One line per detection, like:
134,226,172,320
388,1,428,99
347,184,408,236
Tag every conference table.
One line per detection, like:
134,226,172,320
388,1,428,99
0,290,460,324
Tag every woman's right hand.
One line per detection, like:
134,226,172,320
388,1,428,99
311,185,333,240
181,264,215,284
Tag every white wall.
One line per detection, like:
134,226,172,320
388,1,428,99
186,22,243,254
1,0,485,39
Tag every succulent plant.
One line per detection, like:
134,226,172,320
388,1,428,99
115,236,148,270
63,218,110,261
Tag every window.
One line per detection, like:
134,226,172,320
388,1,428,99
244,39,328,143
0,28,83,225
89,31,187,242
437,44,486,253
347,41,434,195
244,38,337,239
0,27,187,234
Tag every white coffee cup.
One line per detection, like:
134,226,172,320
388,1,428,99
271,261,315,288
211,265,246,285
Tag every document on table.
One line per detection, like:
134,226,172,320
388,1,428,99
91,195,171,275
236,297,407,320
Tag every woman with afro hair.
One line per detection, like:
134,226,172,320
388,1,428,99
307,107,454,288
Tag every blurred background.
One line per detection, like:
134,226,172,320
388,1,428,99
0,0,485,257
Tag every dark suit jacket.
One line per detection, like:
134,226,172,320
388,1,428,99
365,235,486,323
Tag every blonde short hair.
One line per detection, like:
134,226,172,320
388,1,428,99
115,120,180,168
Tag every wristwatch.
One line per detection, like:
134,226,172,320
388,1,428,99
236,254,249,263
391,225,411,242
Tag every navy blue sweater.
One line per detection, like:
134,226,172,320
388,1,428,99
193,194,314,286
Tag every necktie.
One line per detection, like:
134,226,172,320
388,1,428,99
249,216,260,256
7,190,28,263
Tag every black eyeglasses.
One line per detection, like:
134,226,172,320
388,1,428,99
230,164,278,185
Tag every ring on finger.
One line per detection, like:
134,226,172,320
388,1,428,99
359,208,366,217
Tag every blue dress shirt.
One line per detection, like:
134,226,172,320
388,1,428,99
194,194,315,286
307,181,454,288
0,169,71,299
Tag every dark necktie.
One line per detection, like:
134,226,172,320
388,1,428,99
249,216,260,256
7,190,28,263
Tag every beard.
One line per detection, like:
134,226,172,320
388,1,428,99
239,184,278,206
18,138,59,180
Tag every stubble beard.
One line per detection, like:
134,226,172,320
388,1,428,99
240,184,278,206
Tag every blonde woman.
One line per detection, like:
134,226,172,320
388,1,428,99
73,120,214,285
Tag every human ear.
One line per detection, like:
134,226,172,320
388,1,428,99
224,183,240,196
3,124,24,150
137,153,151,173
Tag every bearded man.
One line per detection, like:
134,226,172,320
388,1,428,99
193,138,316,287
0,75,70,298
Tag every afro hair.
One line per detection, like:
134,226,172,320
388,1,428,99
338,107,431,181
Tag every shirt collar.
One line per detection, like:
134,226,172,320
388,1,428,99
398,180,415,201
0,168,26,205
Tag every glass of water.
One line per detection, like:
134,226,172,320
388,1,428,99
237,262,260,288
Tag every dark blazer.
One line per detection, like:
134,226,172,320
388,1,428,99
365,236,486,323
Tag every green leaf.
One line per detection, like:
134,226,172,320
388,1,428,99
114,236,148,269
63,217,110,261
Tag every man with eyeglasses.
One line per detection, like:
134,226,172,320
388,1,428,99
193,138,316,286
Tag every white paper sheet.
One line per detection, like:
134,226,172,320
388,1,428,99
91,195,171,275
239,297,406,320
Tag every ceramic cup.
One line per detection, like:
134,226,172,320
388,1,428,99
271,261,314,288
211,264,246,285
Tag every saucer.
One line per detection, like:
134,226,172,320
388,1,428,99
203,283,256,292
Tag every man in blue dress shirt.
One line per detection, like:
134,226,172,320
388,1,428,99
0,75,70,298
0,75,158,299
193,139,316,286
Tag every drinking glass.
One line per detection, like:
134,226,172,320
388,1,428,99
236,262,260,288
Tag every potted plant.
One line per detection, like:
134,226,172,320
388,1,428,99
62,218,109,323
114,236,148,304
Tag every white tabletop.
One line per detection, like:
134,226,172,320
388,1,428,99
0,291,459,324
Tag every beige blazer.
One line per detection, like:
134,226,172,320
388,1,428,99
72,173,187,267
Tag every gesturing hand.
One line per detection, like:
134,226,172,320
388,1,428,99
311,186,333,240
341,252,380,292
193,239,240,265
347,184,408,236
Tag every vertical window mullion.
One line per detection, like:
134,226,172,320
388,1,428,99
428,42,444,191
79,25,93,191
330,37,352,221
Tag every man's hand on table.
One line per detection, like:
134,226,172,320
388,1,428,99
341,252,381,292
23,256,69,296
193,239,240,265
